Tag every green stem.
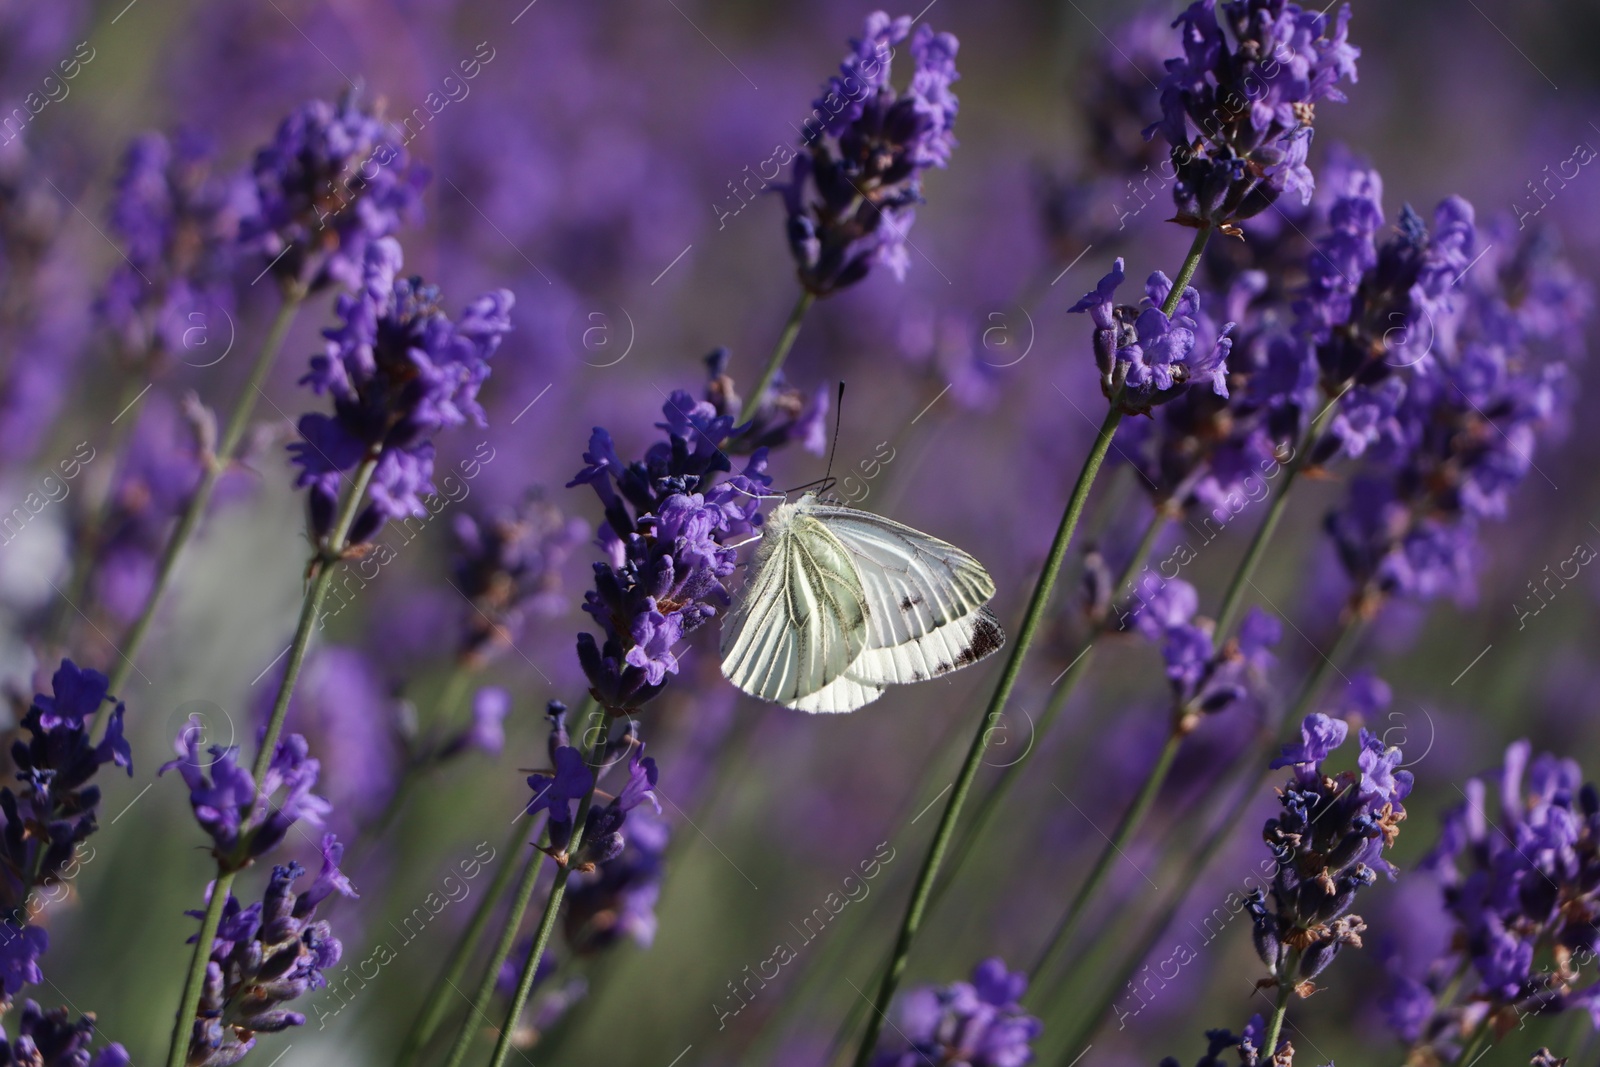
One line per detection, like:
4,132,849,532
252,455,379,782
1261,964,1296,1058
1028,728,1182,987
163,448,373,1067
101,290,308,715
931,508,1170,912
1162,226,1212,317
847,401,1124,1067
738,290,815,425
395,814,534,1067
1210,386,1341,644
1453,1028,1491,1067
1046,615,1364,1061
485,715,608,1067
164,870,237,1067
438,698,602,1067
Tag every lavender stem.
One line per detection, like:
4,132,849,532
100,287,309,723
739,290,815,426
163,446,374,1067
847,399,1125,1067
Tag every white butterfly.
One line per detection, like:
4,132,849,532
719,493,1005,713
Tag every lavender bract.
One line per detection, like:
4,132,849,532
451,498,587,667
0,1000,129,1067
781,11,960,295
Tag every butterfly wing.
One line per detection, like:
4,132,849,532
788,673,885,714
805,504,1005,686
719,511,870,706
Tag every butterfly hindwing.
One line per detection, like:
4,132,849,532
846,605,1006,687
719,510,870,706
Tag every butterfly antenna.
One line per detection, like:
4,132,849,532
781,381,846,498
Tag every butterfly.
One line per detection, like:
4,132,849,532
719,493,1006,713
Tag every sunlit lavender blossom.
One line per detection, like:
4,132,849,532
1070,257,1234,414
1387,742,1600,1056
868,958,1042,1067
290,237,513,547
567,392,769,712
1247,714,1410,994
1148,0,1358,229
703,347,829,455
781,11,960,295
240,92,427,292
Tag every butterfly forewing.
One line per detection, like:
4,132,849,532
719,510,870,705
803,502,996,645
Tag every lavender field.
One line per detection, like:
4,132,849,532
0,1,1597,1065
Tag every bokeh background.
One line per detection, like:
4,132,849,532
3,0,1599,1064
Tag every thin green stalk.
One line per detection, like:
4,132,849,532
395,813,534,1067
1028,727,1182,986
847,401,1125,1067
930,508,1171,913
102,290,308,712
1210,386,1342,644
164,870,237,1067
1453,1028,1490,1067
1261,961,1296,1058
738,290,816,425
1046,615,1364,1060
252,455,379,781
1164,226,1212,316
439,699,602,1067
486,716,609,1067
164,445,371,1067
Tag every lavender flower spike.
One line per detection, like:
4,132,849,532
780,12,961,295
1069,258,1235,414
0,1000,130,1067
289,237,513,548
867,957,1042,1067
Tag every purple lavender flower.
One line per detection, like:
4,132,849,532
1069,258,1234,414
868,958,1042,1067
780,12,960,295
1247,714,1410,996
703,347,830,455
181,836,356,1066
88,392,221,623
159,721,330,868
526,748,594,858
1388,742,1600,1055
568,391,770,712
240,91,427,292
1148,0,1359,230
570,744,659,870
0,1000,130,1067
565,811,667,954
289,238,513,547
97,130,248,367
450,498,587,667
1316,198,1589,609
1160,1014,1331,1066
0,660,129,938
1119,574,1280,722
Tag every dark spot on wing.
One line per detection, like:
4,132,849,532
899,592,924,613
952,609,1006,667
